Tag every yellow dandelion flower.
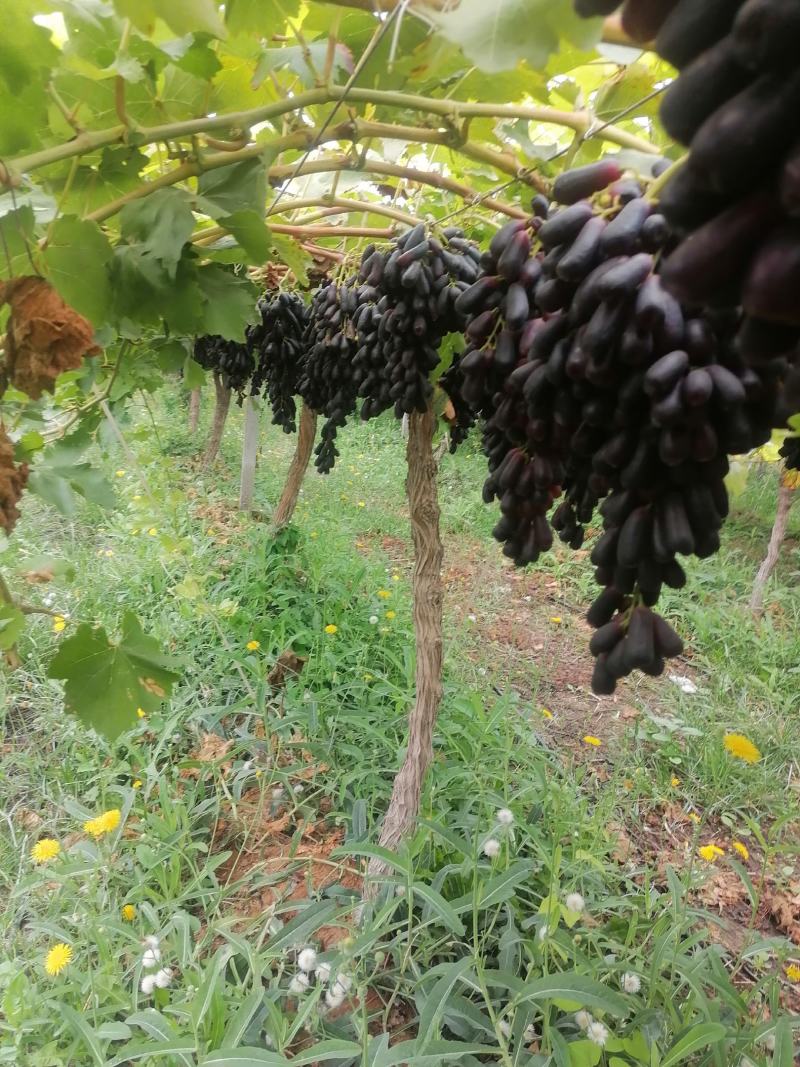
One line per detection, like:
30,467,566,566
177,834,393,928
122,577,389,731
583,735,602,747
115,469,126,477
364,673,374,682
550,616,562,625
147,527,157,536
206,527,215,536
723,733,761,764
541,708,553,720
732,841,750,861
136,708,146,719
357,501,366,508
377,589,391,599
688,812,701,824
132,495,141,502
31,838,60,864
132,779,142,789
310,531,319,539
324,624,338,635
44,943,72,976
121,904,136,921
246,640,260,651
392,574,400,582
698,844,725,862
385,610,396,620
785,963,800,982
671,776,681,787
83,808,121,838
52,616,66,633
104,549,114,557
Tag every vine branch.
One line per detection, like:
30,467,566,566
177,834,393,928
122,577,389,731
2,86,658,187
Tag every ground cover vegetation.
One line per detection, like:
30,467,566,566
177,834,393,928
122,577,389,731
1,0,799,1063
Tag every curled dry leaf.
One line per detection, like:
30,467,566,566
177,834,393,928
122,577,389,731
0,426,29,534
0,276,100,399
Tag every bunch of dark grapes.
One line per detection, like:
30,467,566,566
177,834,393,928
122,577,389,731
246,292,309,434
780,435,800,474
573,0,800,422
297,278,360,473
193,334,255,402
459,159,785,694
350,223,482,421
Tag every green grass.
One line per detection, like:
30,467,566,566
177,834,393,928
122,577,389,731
0,388,798,1065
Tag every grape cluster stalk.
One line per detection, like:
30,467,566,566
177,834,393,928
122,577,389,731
573,0,800,419
459,160,788,694
246,292,310,434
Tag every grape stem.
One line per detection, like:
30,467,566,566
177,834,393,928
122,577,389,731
646,154,688,204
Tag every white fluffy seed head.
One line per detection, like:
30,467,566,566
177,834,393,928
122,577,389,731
497,808,514,827
141,947,161,968
140,973,157,994
523,1024,536,1043
498,1019,512,1038
144,935,160,949
587,1021,609,1047
288,973,310,995
297,948,317,973
331,972,352,998
369,615,378,625
621,972,641,994
575,1010,593,1031
272,786,285,801
154,967,173,989
316,961,332,984
565,892,585,913
325,989,345,1010
763,1035,776,1051
483,838,501,858
537,924,548,941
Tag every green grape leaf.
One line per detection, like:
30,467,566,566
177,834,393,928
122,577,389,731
119,189,196,280
226,0,301,35
0,603,26,652
47,612,183,738
111,0,157,34
27,429,116,517
220,210,272,262
196,158,268,219
152,0,226,39
269,233,311,287
197,265,258,340
183,355,206,388
426,0,603,73
0,206,37,282
42,216,113,327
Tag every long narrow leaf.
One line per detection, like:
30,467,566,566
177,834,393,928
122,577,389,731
660,1023,728,1067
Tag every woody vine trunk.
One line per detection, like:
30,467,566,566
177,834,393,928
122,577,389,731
368,406,443,883
750,479,796,618
273,402,318,529
202,372,232,470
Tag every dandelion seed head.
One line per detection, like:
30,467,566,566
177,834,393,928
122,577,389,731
325,989,345,1009
575,1010,593,1030
565,892,585,913
316,961,332,984
289,973,310,995
496,808,514,827
297,948,317,973
154,967,173,989
621,972,641,994
142,948,161,968
483,838,501,858
140,973,157,994
587,1020,609,1047
144,935,160,949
